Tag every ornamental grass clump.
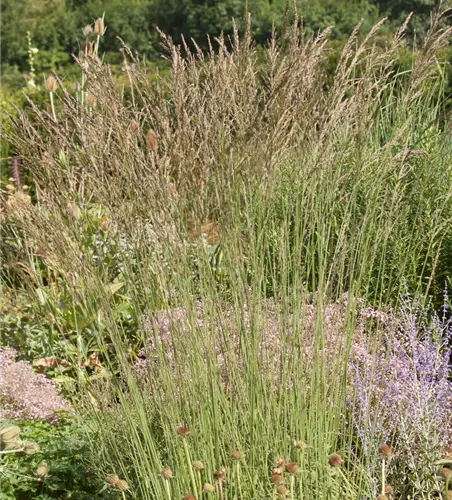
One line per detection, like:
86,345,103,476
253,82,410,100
2,5,452,500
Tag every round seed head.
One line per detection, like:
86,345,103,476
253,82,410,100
182,495,196,500
160,466,173,479
271,470,284,485
176,425,190,437
22,441,40,455
285,462,300,474
277,485,288,497
46,76,57,92
106,474,120,485
192,461,205,471
294,440,307,450
115,480,129,491
203,483,215,493
384,485,394,496
274,456,285,467
328,453,342,467
1,426,21,445
94,18,105,36
213,470,225,483
376,496,388,500
129,120,140,134
440,467,452,480
36,463,49,479
378,444,392,458
231,451,242,460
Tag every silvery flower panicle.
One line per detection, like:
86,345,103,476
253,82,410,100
0,347,72,423
350,295,452,452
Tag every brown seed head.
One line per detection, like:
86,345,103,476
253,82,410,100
192,461,204,471
146,129,158,151
115,480,129,491
203,483,215,493
46,76,57,92
274,456,285,468
440,467,452,480
277,485,288,497
176,425,190,437
94,18,105,36
376,496,388,500
294,440,307,450
231,451,242,460
271,470,284,485
328,453,342,467
378,444,392,458
182,495,196,500
36,463,49,479
81,41,94,57
384,485,394,496
86,94,96,107
160,466,173,479
213,470,225,483
285,462,300,474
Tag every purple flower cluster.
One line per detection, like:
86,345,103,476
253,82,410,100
0,347,72,423
350,297,452,452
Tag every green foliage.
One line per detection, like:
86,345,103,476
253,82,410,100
0,418,105,499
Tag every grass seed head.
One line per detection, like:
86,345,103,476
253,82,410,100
274,456,285,467
384,485,394,496
115,479,129,491
182,495,196,500
87,94,96,107
203,483,215,493
106,474,120,485
294,440,307,450
230,451,242,460
192,461,205,471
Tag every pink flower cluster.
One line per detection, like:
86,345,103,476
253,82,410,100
0,347,72,423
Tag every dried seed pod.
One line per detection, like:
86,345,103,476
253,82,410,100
115,479,129,491
94,17,105,36
106,474,120,485
231,451,242,460
83,25,93,36
274,456,285,468
440,467,452,480
86,94,96,107
182,495,196,500
46,76,57,92
22,441,40,455
276,485,288,497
